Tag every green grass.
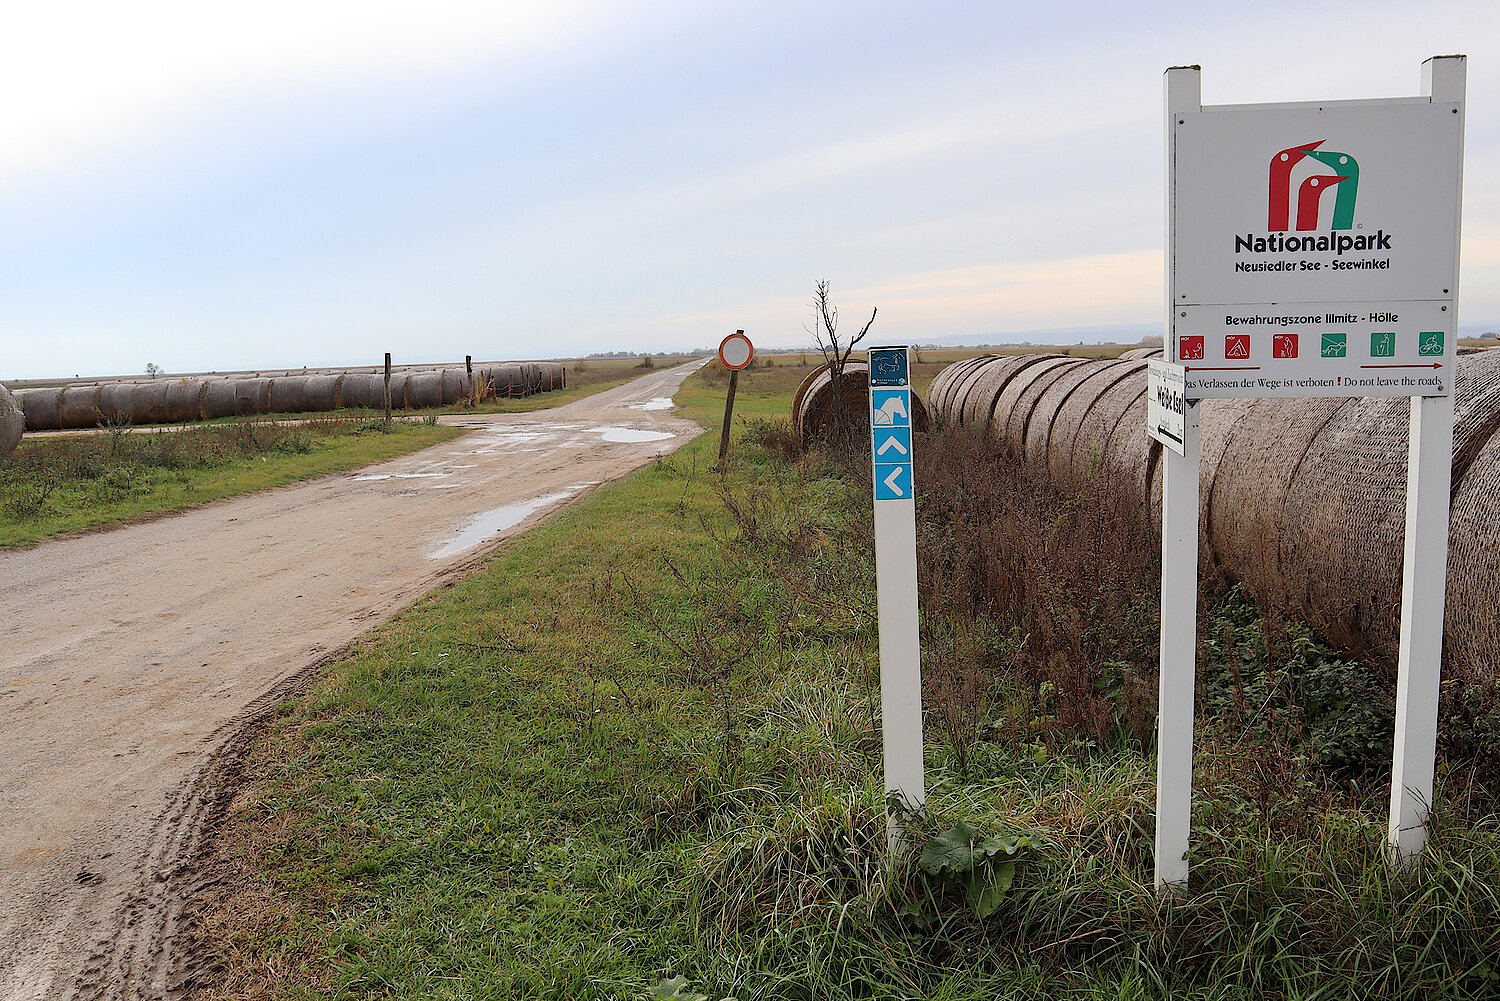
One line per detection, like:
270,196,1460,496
189,364,1500,1001
0,418,461,548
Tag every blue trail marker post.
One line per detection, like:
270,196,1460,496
868,346,925,840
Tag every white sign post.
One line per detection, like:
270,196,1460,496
1156,56,1465,890
868,345,925,838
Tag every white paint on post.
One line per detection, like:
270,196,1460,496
1155,402,1200,890
1156,64,1202,892
867,346,924,834
1389,55,1466,866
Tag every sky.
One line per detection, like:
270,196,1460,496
1,0,1497,378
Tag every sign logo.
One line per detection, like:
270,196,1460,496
1225,335,1251,359
1322,333,1348,357
1269,140,1360,232
1180,336,1205,361
1371,332,1396,357
869,347,909,386
1419,331,1444,357
1272,333,1298,359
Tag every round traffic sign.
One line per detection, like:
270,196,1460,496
718,331,755,371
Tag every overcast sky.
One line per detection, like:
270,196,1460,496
1,0,1497,378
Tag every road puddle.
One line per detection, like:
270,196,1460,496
589,426,676,443
627,397,675,411
430,484,592,559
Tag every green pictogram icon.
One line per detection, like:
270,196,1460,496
1418,331,1444,356
1321,333,1347,357
1371,331,1396,358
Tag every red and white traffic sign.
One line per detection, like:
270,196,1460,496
718,331,755,370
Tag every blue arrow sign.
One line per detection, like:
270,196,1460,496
874,461,912,500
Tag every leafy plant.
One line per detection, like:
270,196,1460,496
650,975,735,1000
918,820,1035,918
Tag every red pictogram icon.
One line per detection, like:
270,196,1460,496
1225,335,1251,359
1180,336,1205,361
1273,333,1298,358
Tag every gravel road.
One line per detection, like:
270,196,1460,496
0,360,706,999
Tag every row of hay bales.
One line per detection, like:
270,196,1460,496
792,362,933,443
9,362,565,432
927,349,1500,682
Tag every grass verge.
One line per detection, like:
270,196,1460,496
186,364,1500,1000
0,418,461,548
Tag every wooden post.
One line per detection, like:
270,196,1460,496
383,353,392,422
717,369,739,465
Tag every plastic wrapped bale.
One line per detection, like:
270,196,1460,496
204,380,238,419
1204,397,1353,608
16,389,59,430
1445,431,1500,682
497,364,523,398
97,383,136,424
1047,360,1145,491
440,369,471,405
407,371,443,409
58,385,103,429
233,378,272,415
998,357,1085,460
1024,359,1131,473
338,373,374,409
165,379,206,423
130,381,171,424
0,383,24,455
303,374,339,412
269,376,307,414
386,373,410,410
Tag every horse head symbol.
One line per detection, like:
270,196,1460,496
873,396,908,426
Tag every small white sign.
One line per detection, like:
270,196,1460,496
1147,359,1187,455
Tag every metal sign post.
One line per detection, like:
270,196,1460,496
868,345,925,838
717,331,754,466
1156,57,1465,889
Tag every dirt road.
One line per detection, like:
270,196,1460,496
0,361,706,999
